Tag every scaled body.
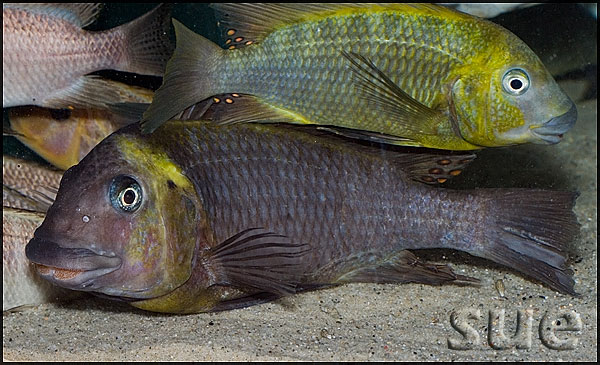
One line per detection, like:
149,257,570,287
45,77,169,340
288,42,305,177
26,121,578,313
143,4,575,149
3,3,171,110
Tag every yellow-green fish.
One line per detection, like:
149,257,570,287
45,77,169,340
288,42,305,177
26,121,578,314
141,3,576,150
7,82,154,170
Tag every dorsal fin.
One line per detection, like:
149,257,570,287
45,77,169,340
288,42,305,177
211,3,468,48
4,3,103,28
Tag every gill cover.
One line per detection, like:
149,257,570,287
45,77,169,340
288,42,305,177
105,135,202,300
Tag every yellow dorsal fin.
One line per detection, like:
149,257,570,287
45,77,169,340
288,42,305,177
211,3,470,48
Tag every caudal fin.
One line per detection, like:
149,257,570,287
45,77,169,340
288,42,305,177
117,4,174,76
141,19,224,134
475,189,579,295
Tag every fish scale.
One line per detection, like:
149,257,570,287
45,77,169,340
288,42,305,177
142,4,575,149
3,4,172,109
4,9,120,104
218,12,465,132
170,124,469,277
25,121,579,313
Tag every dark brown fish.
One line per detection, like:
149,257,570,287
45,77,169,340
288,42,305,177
25,121,579,313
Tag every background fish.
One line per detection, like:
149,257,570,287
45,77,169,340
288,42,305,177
2,3,172,110
142,3,576,150
6,82,154,170
3,156,62,212
25,121,579,314
3,207,83,311
3,157,81,311
439,3,539,18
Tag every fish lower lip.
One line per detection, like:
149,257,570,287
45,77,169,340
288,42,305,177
26,237,121,289
531,104,577,144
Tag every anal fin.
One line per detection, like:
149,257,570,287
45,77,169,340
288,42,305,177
176,92,308,126
335,250,479,286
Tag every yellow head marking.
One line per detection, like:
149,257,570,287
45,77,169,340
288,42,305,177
116,137,192,191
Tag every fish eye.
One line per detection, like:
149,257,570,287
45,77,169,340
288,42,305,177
109,175,143,213
502,68,530,96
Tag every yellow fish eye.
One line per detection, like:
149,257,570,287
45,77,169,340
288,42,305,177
109,175,143,213
502,68,530,96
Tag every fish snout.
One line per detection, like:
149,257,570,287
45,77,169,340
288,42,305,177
531,104,577,144
26,237,121,290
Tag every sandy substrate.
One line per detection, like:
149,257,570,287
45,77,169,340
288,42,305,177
3,86,597,363
3,5,597,362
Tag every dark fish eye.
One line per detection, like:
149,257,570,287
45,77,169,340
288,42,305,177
109,175,143,213
502,68,530,96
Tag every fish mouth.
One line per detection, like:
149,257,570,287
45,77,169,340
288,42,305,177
531,104,577,144
25,237,122,291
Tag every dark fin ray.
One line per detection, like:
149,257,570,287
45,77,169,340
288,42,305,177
477,190,580,295
210,292,282,312
109,102,151,124
207,228,311,295
3,185,53,213
4,3,103,28
116,4,174,76
197,94,296,125
175,99,214,121
317,126,421,147
141,19,224,134
30,186,59,209
335,250,479,286
342,51,449,137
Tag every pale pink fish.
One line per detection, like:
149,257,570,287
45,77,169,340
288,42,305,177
2,3,172,109
3,207,84,311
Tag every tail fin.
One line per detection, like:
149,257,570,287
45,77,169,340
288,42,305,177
141,19,224,134
475,189,579,295
117,4,174,76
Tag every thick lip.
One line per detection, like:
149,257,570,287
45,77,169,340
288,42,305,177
531,104,577,144
26,237,122,290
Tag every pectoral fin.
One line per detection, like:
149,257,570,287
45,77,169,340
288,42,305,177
342,51,448,139
207,228,311,295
